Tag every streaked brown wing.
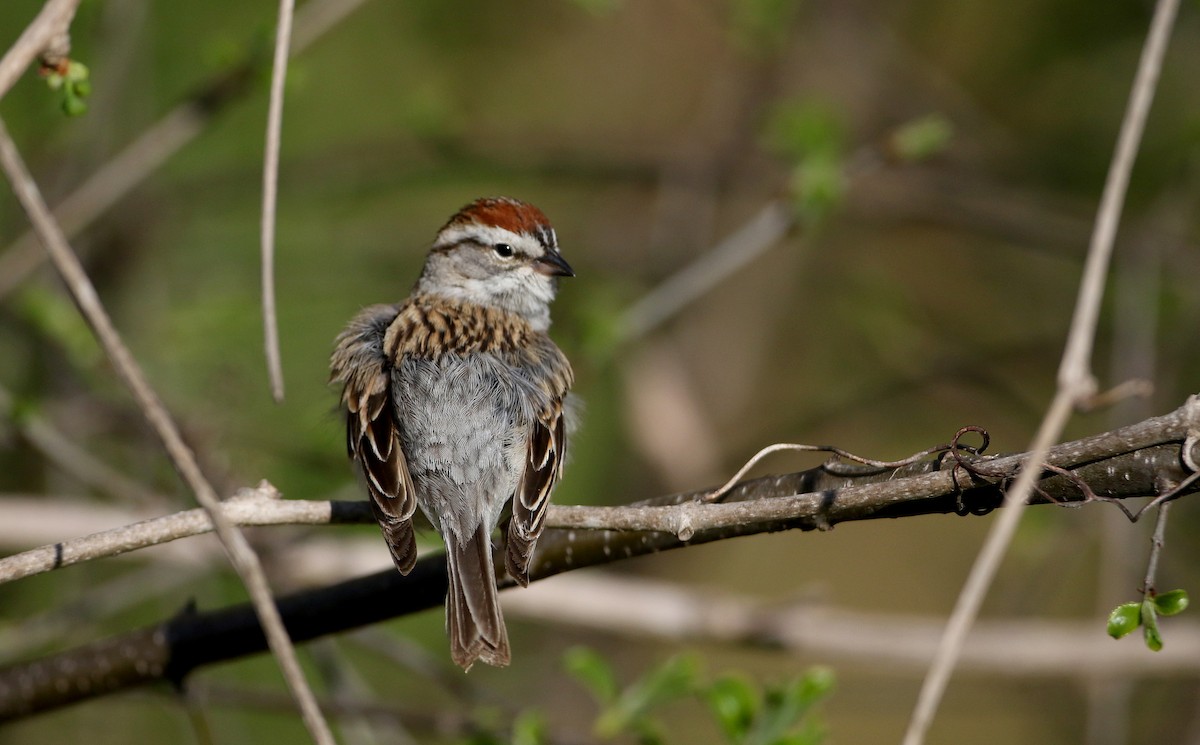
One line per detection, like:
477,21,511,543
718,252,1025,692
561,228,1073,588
506,399,567,586
331,304,418,574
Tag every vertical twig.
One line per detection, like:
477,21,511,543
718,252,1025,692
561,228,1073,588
901,1,1181,743
261,0,296,403
0,118,335,745
1142,501,1171,597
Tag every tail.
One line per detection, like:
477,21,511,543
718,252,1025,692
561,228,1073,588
444,525,510,670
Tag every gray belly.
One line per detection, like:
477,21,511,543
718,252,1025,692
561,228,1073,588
393,354,532,540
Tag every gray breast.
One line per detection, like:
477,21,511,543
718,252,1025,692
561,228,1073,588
392,354,534,540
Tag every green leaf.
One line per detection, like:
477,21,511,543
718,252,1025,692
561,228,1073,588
890,114,954,162
595,654,700,739
65,60,90,82
62,91,88,117
1106,602,1142,639
705,674,760,740
729,667,835,743
790,153,847,223
1142,599,1163,652
511,710,546,745
795,666,835,702
747,668,835,745
633,653,701,704
763,101,846,163
564,647,619,704
15,286,102,368
43,59,91,117
1152,589,1189,617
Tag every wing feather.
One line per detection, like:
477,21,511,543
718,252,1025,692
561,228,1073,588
331,304,419,574
506,340,573,586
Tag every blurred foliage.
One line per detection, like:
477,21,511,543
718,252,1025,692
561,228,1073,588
729,0,805,54
762,99,848,223
888,113,954,163
1,0,1199,742
41,59,92,117
562,647,832,745
12,285,102,370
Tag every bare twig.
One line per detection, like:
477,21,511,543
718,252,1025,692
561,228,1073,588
615,200,794,343
1141,501,1171,597
0,119,334,745
902,1,1182,742
261,0,297,403
0,0,81,101
705,435,979,504
0,483,348,583
0,383,164,507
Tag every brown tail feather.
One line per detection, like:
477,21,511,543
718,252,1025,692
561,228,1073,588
445,526,510,670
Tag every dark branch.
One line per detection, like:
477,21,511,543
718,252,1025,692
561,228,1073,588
1,396,1197,721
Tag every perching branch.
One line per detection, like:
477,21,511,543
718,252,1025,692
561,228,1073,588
3,398,1199,586
0,397,1196,720
3,398,1198,587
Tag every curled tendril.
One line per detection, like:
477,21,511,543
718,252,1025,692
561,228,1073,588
944,426,1007,515
1132,470,1200,522
706,426,993,504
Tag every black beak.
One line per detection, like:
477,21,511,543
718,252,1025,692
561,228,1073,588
534,251,575,278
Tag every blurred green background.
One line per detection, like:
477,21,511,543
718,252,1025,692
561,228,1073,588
2,0,1199,742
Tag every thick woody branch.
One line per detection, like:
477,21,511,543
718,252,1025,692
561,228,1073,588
0,398,1197,720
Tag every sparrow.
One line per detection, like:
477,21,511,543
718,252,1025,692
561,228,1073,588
330,197,574,670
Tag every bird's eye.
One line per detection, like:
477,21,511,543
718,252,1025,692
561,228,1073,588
492,243,515,259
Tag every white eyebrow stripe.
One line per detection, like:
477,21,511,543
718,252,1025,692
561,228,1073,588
434,224,528,250
432,221,549,256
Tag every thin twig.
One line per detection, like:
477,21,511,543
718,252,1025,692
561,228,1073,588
0,483,345,583
260,0,296,403
1142,501,1171,597
0,118,334,745
902,1,1181,742
615,200,794,343
0,0,81,101
0,383,164,507
705,435,981,503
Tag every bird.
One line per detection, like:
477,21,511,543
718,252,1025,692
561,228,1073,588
330,197,575,670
